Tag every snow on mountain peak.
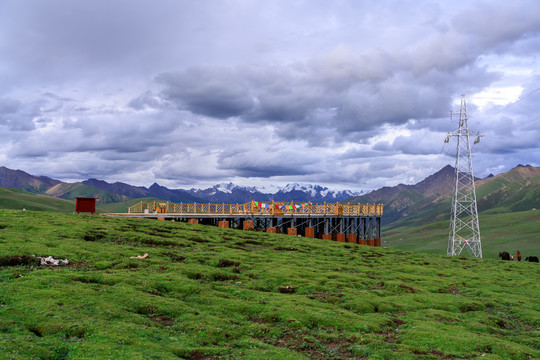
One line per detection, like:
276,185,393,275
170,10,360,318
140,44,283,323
212,182,260,194
281,183,301,192
280,183,335,197
214,182,235,193
200,182,364,199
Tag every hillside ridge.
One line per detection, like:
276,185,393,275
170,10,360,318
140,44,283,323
348,164,539,225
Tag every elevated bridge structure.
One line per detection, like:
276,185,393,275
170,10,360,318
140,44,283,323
105,201,383,246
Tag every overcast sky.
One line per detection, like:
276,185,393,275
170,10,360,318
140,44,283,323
1,0,539,192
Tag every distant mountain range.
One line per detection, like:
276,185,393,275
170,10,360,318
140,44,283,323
348,164,540,226
187,182,361,203
0,166,364,204
1,165,538,227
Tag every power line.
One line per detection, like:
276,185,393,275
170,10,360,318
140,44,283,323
477,87,540,122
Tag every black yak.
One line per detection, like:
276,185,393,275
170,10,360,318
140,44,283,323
499,251,511,260
525,256,539,263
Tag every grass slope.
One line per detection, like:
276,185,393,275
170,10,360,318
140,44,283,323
96,197,165,214
0,209,538,359
0,187,166,215
0,187,75,212
383,210,540,259
477,174,540,213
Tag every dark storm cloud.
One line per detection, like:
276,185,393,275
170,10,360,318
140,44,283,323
155,56,497,141
157,69,254,118
216,147,319,178
163,1,523,134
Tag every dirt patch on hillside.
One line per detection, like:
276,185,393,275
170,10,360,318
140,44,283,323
149,314,174,327
185,350,220,360
0,255,39,267
398,284,416,293
217,259,240,268
308,292,344,303
265,329,365,359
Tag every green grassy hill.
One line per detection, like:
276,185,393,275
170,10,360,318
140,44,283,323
383,209,540,258
476,172,540,213
0,187,166,214
0,209,538,359
380,168,540,257
0,187,75,212
348,165,540,228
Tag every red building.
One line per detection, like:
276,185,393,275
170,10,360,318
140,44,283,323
75,197,97,214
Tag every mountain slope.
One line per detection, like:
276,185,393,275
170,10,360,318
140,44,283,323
45,182,128,203
0,167,128,203
475,164,540,213
348,164,540,226
82,178,149,198
0,166,61,193
147,183,205,203
348,165,455,224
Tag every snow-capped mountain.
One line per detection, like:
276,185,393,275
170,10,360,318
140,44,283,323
212,182,259,194
185,182,364,203
277,183,361,199
272,183,363,202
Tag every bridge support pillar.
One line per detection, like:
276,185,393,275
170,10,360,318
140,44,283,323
367,218,374,239
360,218,366,239
359,238,367,245
333,233,346,242
367,239,375,246
266,227,277,233
287,228,297,236
304,227,315,238
218,220,229,228
188,218,198,224
324,218,330,236
321,234,332,240
243,220,254,230
375,217,382,242
347,233,357,244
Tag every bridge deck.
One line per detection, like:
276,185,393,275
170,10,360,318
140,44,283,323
101,200,383,246
123,200,383,217
102,212,376,219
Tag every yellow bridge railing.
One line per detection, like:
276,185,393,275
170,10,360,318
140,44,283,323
128,201,383,216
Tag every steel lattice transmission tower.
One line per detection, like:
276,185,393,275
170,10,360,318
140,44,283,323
445,94,483,258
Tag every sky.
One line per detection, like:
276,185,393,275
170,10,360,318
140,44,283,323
0,0,539,192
